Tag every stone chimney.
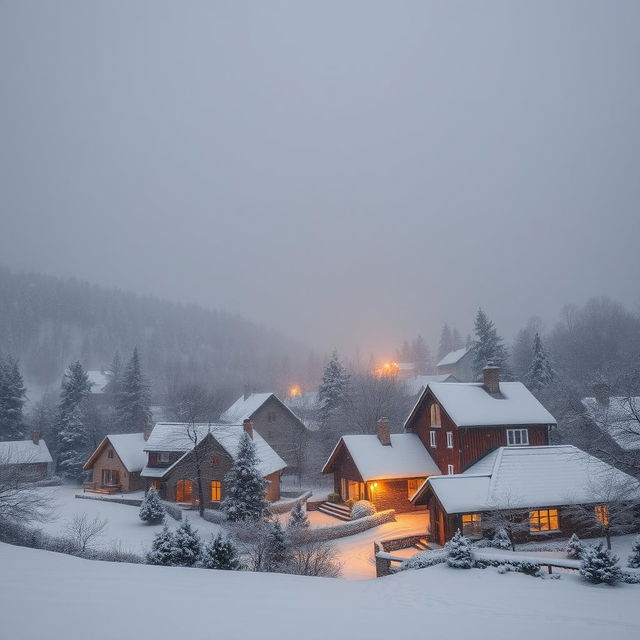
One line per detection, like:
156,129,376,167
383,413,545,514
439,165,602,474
143,423,154,442
31,430,40,445
593,383,610,406
243,418,254,439
483,363,500,394
377,417,391,446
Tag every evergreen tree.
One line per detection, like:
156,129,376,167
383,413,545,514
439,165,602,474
566,533,584,560
200,533,241,570
0,355,27,440
264,520,289,572
579,543,622,584
56,403,89,479
116,347,152,432
411,336,432,375
627,535,640,569
287,501,310,531
437,324,454,361
472,308,509,378
451,328,464,351
171,519,202,567
489,528,512,551
139,487,165,524
104,351,123,397
146,524,176,566
221,431,268,522
317,351,350,426
445,529,473,568
526,333,555,392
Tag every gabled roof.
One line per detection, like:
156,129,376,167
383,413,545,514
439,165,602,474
404,381,556,430
322,433,441,482
404,374,457,396
0,439,53,465
581,396,640,451
411,445,640,513
436,347,470,368
220,392,308,430
83,433,147,472
141,422,286,479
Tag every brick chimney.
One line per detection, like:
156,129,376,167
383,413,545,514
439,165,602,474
483,363,500,394
31,430,40,445
377,417,391,446
143,423,154,441
243,418,254,439
593,382,610,406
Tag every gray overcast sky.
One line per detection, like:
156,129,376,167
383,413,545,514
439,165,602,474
1,1,639,357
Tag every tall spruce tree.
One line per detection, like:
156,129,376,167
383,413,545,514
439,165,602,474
437,324,454,361
221,431,268,522
525,333,555,392
318,351,350,426
472,308,509,378
55,361,92,463
264,520,289,572
116,347,152,432
0,355,27,440
411,336,432,375
56,403,89,479
104,351,123,397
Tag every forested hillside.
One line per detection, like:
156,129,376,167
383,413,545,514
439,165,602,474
0,267,307,397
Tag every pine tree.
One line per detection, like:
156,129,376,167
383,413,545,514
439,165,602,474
104,351,123,397
472,308,509,379
0,355,27,440
221,431,268,522
55,360,92,460
437,324,454,361
56,404,89,479
264,520,289,572
171,519,201,567
445,529,473,568
139,487,165,524
579,543,622,584
146,524,176,566
116,347,152,433
287,501,310,531
489,528,512,551
628,535,640,569
200,533,241,570
566,533,584,560
526,333,555,392
411,336,432,375
317,351,350,426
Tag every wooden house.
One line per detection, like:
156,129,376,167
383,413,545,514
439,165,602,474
435,347,475,382
0,432,52,482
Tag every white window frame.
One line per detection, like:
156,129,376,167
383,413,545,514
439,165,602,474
507,428,529,446
429,430,437,448
447,464,454,475
446,432,454,449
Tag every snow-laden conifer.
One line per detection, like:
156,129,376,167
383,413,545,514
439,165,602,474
55,361,91,464
171,519,201,567
200,533,241,570
566,533,584,560
56,404,88,479
445,529,473,569
489,528,511,550
264,520,289,572
472,308,509,378
526,333,555,392
627,535,640,569
146,524,176,566
579,543,622,584
287,501,310,531
139,487,165,524
116,347,152,432
0,356,27,440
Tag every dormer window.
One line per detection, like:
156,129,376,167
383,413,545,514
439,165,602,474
430,403,441,426
158,452,170,463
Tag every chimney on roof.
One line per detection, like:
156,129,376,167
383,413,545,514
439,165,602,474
593,382,610,406
243,418,254,439
376,417,391,446
143,423,154,442
31,430,40,445
483,363,500,394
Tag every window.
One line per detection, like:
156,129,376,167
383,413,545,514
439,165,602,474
430,403,441,426
211,454,220,466
446,432,454,449
461,513,482,537
107,449,114,459
507,429,529,446
447,464,454,475
152,480,160,491
595,504,609,526
529,508,559,533
429,431,437,448
101,469,120,486
176,479,193,503
210,481,221,502
158,452,171,463
407,478,424,499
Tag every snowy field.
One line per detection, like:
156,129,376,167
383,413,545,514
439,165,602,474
1,541,639,640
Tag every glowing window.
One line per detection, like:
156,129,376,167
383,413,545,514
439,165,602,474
595,504,609,526
446,432,454,449
529,509,559,533
430,404,441,426
407,478,424,499
461,513,482,537
210,481,221,502
429,431,437,448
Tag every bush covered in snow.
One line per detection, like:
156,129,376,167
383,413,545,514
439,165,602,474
402,550,446,570
146,524,176,566
350,500,376,520
488,528,512,550
200,533,240,570
627,535,640,569
287,501,310,531
171,520,202,567
566,533,584,560
580,544,622,585
202,509,228,525
161,501,183,521
139,488,165,524
445,530,473,568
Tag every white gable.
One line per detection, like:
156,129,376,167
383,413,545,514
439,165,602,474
436,348,469,368
220,393,274,423
0,439,53,465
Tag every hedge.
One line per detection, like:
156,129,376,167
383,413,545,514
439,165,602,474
304,509,396,543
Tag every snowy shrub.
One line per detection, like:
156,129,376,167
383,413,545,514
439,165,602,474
287,501,310,531
445,530,473,569
621,569,640,584
304,509,396,543
139,488,165,524
489,528,512,551
402,550,446,570
579,544,622,585
162,502,182,521
627,535,640,569
146,524,176,566
328,492,342,504
202,509,228,525
566,533,584,560
171,520,202,567
264,520,290,572
286,536,342,577
200,533,240,570
350,500,376,520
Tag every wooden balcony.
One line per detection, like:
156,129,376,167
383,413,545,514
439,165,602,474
83,481,123,494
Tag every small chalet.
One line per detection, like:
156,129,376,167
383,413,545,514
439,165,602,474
0,432,53,481
436,347,474,382
410,444,640,545
140,420,286,506
83,433,147,493
220,392,309,474
321,418,440,512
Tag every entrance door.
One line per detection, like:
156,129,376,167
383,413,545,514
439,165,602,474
347,480,362,501
176,479,193,503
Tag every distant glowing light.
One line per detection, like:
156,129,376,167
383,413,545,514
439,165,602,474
374,362,400,378
289,385,302,397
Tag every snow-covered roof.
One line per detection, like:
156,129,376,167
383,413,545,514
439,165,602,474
403,374,456,396
413,445,640,513
142,422,286,478
107,433,148,472
220,393,275,422
0,439,53,465
87,370,111,394
322,433,441,481
582,396,640,451
436,348,469,368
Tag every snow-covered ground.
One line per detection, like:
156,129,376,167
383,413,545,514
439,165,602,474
1,541,638,640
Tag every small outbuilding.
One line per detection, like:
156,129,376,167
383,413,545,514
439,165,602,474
0,432,53,482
